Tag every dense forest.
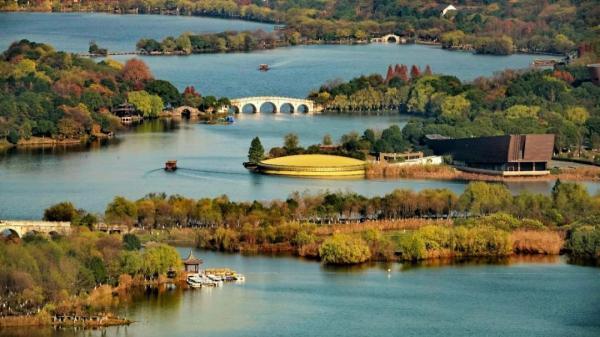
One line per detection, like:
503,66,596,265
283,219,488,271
3,1,599,56
309,64,600,161
0,41,231,146
0,40,160,145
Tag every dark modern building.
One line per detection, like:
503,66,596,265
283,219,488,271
425,134,555,176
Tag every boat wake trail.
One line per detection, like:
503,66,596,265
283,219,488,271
144,167,248,178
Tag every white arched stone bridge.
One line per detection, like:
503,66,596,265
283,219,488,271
0,220,71,238
371,34,407,44
229,96,321,114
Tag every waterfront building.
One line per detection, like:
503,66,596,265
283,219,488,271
425,134,555,176
183,250,203,274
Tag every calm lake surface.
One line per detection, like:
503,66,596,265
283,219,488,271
0,13,590,219
1,250,599,337
0,12,556,98
3,117,597,220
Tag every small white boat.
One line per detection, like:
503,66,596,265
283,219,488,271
235,274,246,282
186,275,203,288
206,274,224,287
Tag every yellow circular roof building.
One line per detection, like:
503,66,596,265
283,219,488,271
257,154,366,177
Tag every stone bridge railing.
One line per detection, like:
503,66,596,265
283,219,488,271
0,220,71,238
229,96,321,114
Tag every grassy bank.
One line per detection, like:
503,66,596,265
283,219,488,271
365,162,600,182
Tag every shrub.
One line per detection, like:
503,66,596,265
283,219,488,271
319,234,371,264
453,226,511,257
567,226,600,260
395,232,427,261
123,233,141,251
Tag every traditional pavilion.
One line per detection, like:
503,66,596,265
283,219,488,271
183,250,203,274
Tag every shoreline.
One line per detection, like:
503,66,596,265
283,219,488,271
0,10,568,58
365,163,600,182
0,314,132,328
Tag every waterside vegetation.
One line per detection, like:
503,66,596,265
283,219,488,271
32,180,600,264
311,63,600,163
0,41,229,148
5,1,599,57
0,228,181,326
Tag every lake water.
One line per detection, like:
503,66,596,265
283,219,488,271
3,117,595,220
0,12,555,98
0,250,599,337
0,13,588,219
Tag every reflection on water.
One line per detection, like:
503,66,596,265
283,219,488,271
1,250,599,337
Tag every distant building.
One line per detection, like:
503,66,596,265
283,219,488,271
376,151,424,162
112,102,142,124
112,102,137,117
425,134,555,176
441,4,457,17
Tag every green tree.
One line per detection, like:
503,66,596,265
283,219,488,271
319,234,371,264
105,196,138,226
283,133,300,152
127,90,164,118
123,233,142,251
248,137,265,163
142,244,181,277
43,202,77,222
145,79,182,106
458,182,512,215
440,94,471,119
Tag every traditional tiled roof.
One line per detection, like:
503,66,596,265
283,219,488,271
183,250,203,265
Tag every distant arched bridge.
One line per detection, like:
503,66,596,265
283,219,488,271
229,96,321,114
0,220,71,238
171,105,202,118
371,34,406,44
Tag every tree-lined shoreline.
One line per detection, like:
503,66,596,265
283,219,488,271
2,1,598,57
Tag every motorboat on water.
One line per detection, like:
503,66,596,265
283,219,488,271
258,64,270,71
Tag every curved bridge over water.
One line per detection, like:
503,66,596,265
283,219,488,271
0,220,71,238
229,96,320,114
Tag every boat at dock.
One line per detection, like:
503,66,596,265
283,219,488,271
186,274,203,288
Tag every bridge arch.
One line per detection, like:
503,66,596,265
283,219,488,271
242,103,258,114
371,34,405,44
260,102,278,114
280,103,294,113
297,104,309,113
172,106,201,118
0,227,21,238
